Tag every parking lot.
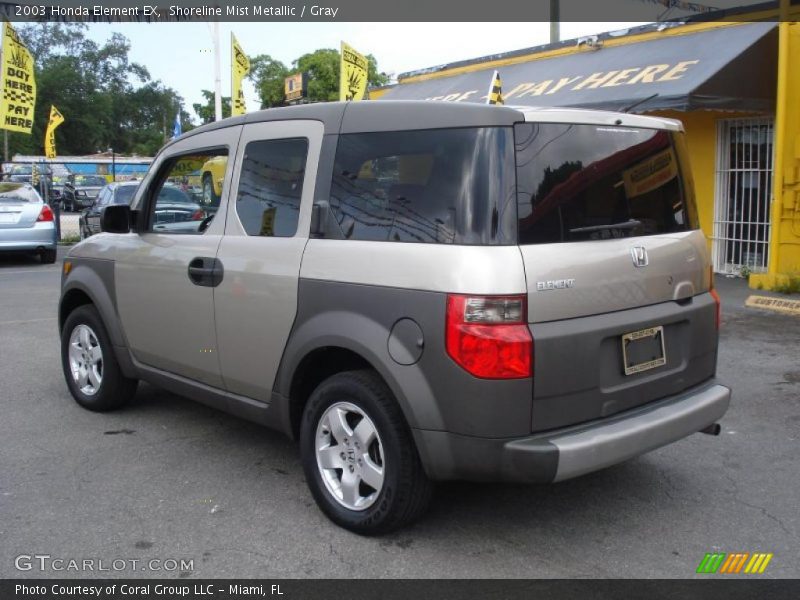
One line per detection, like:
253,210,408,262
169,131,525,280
0,248,798,579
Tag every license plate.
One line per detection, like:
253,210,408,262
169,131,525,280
621,326,666,376
0,213,17,224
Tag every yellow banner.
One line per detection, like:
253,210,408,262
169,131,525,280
44,105,64,158
0,21,36,134
340,41,368,102
231,33,250,116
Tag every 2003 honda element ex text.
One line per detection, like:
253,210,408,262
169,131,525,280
58,101,731,534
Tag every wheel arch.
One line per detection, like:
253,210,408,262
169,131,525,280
275,311,445,441
59,262,137,379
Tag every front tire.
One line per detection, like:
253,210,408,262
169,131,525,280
61,305,138,412
300,370,432,535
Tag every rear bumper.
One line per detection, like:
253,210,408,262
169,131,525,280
0,223,57,251
413,380,731,483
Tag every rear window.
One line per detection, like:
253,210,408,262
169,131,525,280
328,127,516,245
0,183,39,203
113,185,137,205
515,123,698,245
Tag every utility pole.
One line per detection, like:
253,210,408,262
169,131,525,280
550,0,560,44
212,21,222,121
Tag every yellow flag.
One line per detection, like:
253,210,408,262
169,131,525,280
44,105,65,159
231,33,250,116
487,70,504,105
0,21,36,134
340,42,368,102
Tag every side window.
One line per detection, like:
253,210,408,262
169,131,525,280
235,138,308,237
328,128,516,245
146,149,228,234
96,189,110,206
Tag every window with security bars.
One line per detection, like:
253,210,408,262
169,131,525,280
713,118,774,275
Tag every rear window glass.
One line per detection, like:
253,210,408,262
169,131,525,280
0,183,38,202
113,185,137,205
328,127,516,245
515,123,698,244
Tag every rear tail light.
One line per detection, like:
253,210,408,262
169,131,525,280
709,268,721,330
37,204,54,222
191,209,205,221
445,294,533,379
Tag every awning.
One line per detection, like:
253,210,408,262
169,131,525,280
378,22,778,113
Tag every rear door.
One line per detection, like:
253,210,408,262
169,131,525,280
214,120,323,401
514,121,718,431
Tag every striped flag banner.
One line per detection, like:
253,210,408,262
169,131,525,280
696,552,773,574
486,70,503,105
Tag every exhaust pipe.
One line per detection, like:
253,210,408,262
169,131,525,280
700,423,721,436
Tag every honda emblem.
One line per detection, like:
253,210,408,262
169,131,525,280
631,246,648,267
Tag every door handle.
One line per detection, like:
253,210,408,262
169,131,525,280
188,257,224,287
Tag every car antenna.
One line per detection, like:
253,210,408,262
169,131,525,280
620,93,658,114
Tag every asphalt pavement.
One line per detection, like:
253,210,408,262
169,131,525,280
0,248,798,579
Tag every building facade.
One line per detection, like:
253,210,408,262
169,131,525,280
373,6,800,291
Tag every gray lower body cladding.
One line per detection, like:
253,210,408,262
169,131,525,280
275,278,534,439
530,293,719,432
414,380,730,483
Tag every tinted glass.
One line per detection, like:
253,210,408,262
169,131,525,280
113,185,137,205
74,175,107,187
148,150,227,234
515,123,698,245
96,188,111,206
236,138,307,238
329,127,516,245
0,183,38,203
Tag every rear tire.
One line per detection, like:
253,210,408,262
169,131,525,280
300,370,432,535
61,305,138,412
41,249,56,264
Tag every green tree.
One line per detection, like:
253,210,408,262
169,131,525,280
294,49,340,102
192,90,232,124
6,23,187,159
246,48,390,106
248,55,289,109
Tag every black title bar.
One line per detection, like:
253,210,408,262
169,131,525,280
0,0,798,22
3,579,800,600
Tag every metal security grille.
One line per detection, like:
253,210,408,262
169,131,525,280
713,118,774,274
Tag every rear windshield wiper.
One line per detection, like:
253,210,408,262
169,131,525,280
569,219,643,234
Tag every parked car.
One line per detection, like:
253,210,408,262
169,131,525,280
151,185,208,233
3,163,53,184
199,155,227,208
58,101,730,534
79,181,139,239
61,174,108,212
0,182,57,263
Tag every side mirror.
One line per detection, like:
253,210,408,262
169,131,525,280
100,204,131,234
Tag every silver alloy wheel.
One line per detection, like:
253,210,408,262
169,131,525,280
68,324,103,396
315,401,385,511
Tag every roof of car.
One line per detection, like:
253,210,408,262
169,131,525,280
168,100,681,151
